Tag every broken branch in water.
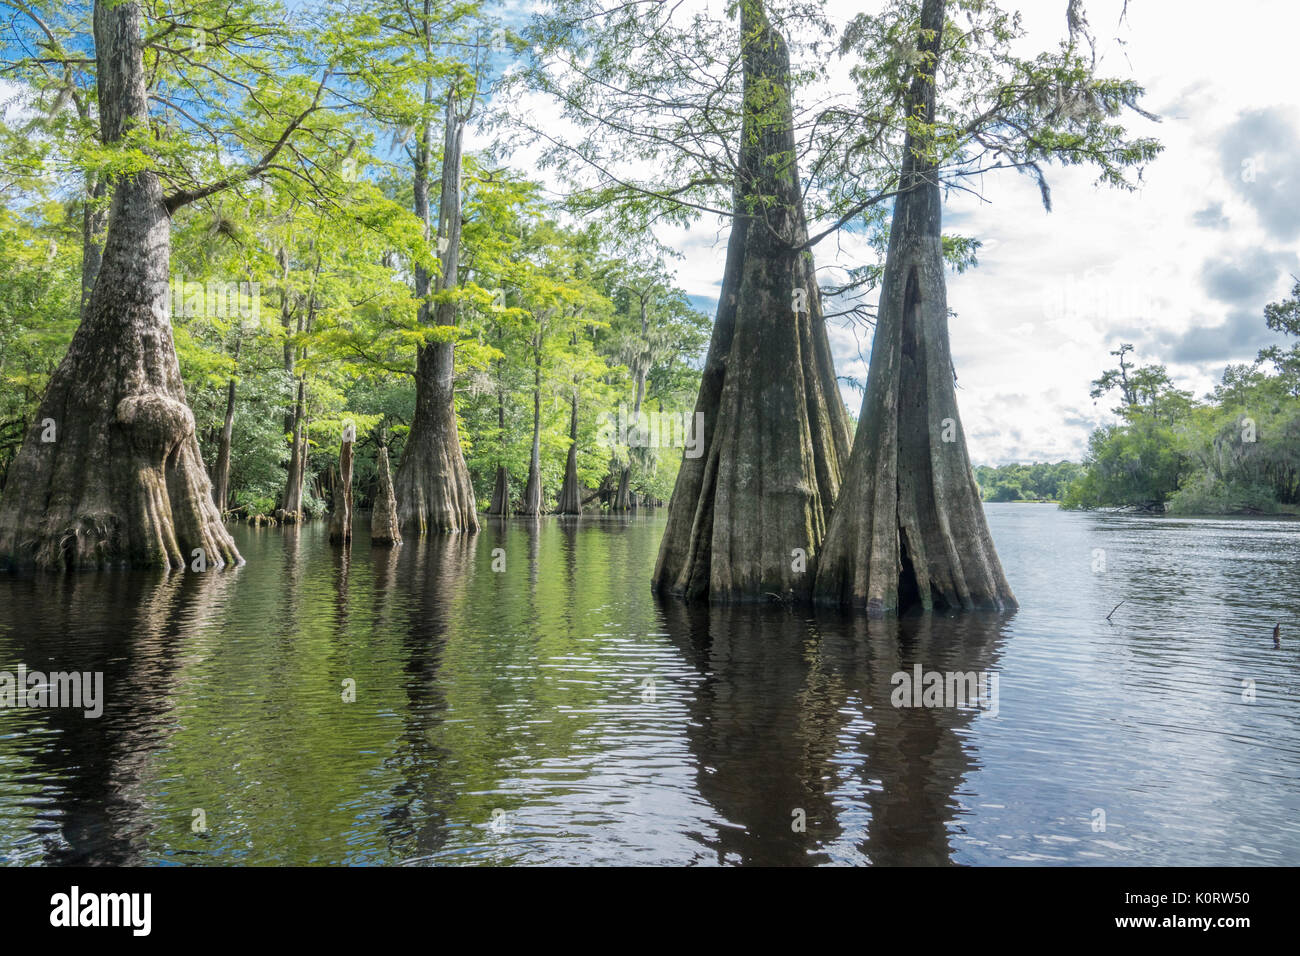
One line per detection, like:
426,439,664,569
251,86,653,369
1106,600,1125,622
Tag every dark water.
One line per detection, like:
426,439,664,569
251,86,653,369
1,504,1297,866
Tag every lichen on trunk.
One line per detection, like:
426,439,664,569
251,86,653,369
814,0,1015,614
651,0,851,603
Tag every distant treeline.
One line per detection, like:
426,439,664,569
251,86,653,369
974,461,1084,502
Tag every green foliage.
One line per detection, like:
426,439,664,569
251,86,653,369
1059,418,1189,510
1064,295,1300,514
974,461,1083,502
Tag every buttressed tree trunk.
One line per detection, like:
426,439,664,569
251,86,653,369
487,466,510,515
0,1,239,571
557,390,582,514
329,428,354,544
394,88,479,535
814,0,1015,613
652,0,851,602
371,444,401,546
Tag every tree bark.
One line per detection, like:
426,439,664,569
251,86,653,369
371,444,402,546
651,0,851,602
281,374,307,521
612,303,650,514
80,176,107,320
814,0,1015,613
517,339,543,516
557,390,582,514
211,337,240,514
486,383,510,515
393,86,479,534
487,465,510,516
0,1,240,571
329,431,354,544
613,465,632,513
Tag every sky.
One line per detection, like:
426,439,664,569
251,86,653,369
495,0,1300,466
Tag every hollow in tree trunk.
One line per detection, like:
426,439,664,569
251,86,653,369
0,1,239,571
651,0,851,602
814,0,1015,613
393,87,478,535
371,444,401,546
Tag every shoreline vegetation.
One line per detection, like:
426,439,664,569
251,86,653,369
977,283,1300,520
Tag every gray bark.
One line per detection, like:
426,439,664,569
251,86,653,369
329,433,353,544
651,0,851,602
281,375,307,521
0,1,239,570
393,86,479,534
212,337,240,513
814,0,1015,613
557,391,582,514
80,177,107,319
371,444,402,546
517,339,543,516
487,465,510,516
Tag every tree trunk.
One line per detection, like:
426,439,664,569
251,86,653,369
651,0,851,602
487,465,510,516
613,325,648,514
393,86,479,534
0,1,239,571
557,391,582,514
371,444,402,546
814,0,1015,613
212,343,239,514
518,343,543,516
80,176,107,319
281,375,307,521
329,432,354,544
614,466,631,512
486,385,509,516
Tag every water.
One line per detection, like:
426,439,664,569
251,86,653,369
1,504,1297,866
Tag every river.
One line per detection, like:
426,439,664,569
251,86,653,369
1,504,1297,865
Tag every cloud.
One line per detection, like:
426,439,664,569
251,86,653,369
1201,248,1297,309
1191,202,1229,229
1220,107,1300,240
1155,309,1283,364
